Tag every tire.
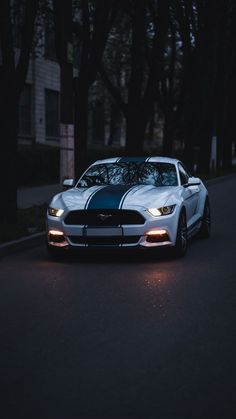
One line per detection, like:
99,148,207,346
199,198,211,239
173,210,187,257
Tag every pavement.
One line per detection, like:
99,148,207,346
0,184,62,257
17,183,62,209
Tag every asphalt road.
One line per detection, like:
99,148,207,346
0,176,236,419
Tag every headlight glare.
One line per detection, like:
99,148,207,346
48,207,64,217
148,208,162,217
148,205,175,217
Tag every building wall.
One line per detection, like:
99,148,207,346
18,50,60,147
33,57,60,146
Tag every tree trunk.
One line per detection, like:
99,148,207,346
0,77,18,223
162,106,176,157
108,102,122,146
53,0,74,181
74,76,89,178
198,123,213,174
0,0,18,223
92,101,105,144
0,0,39,223
125,109,146,155
147,110,155,145
125,1,146,154
73,0,116,175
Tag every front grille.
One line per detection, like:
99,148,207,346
64,209,145,226
68,235,141,246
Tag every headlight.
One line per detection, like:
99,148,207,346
148,205,175,217
48,207,64,217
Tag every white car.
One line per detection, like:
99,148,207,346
46,156,210,257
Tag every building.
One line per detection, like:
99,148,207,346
18,27,60,147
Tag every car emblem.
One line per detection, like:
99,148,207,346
98,213,112,221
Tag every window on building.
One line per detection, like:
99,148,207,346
19,84,32,136
45,89,59,139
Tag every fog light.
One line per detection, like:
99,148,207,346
49,230,64,236
146,229,169,243
48,229,66,244
147,229,167,236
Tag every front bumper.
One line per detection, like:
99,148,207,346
46,209,178,250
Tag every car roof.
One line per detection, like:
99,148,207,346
91,156,180,165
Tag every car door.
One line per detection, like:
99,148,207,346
178,163,200,224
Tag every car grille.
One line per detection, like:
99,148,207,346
68,235,141,246
64,209,145,226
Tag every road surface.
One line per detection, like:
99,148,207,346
1,176,236,419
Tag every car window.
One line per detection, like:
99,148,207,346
78,162,178,187
178,163,189,185
139,163,178,186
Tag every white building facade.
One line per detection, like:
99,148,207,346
18,32,60,147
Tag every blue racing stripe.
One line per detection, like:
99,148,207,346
118,156,148,163
87,185,134,209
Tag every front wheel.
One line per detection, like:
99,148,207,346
199,198,211,239
173,211,187,257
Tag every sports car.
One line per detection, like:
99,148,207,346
46,156,210,257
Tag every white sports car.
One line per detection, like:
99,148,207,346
46,156,210,257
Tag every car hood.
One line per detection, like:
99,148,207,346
49,184,180,211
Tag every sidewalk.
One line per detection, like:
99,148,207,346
17,184,62,209
0,184,62,257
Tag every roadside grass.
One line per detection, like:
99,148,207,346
0,204,47,245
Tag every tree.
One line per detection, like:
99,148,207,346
72,0,117,176
158,7,181,156
100,0,169,155
53,0,74,181
0,0,39,223
215,0,236,170
172,0,235,173
192,0,220,173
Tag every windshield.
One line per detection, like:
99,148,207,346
77,162,178,187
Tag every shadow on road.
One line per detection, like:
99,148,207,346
45,236,199,265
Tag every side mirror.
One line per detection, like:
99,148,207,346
62,179,75,189
186,176,201,187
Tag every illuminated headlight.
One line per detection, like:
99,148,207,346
48,207,64,217
148,205,175,217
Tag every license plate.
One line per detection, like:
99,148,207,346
85,227,122,237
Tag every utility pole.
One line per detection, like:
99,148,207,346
54,0,74,182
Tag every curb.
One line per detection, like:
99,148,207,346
1,172,236,258
0,232,45,258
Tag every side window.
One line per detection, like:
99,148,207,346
178,163,189,185
80,164,108,186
